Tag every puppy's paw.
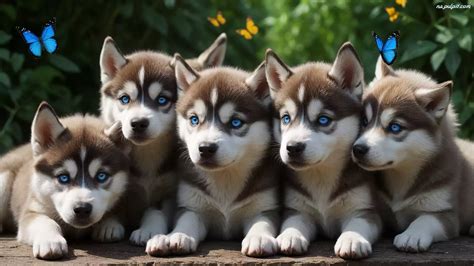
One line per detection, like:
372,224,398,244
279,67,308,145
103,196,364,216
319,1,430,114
130,227,163,246
92,217,125,243
146,234,170,256
168,232,197,255
334,231,372,259
242,234,278,257
394,231,432,253
276,229,309,255
32,235,68,260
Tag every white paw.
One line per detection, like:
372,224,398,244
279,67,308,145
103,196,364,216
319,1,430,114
276,229,309,255
130,227,163,246
242,234,278,257
334,231,372,259
394,230,432,252
32,235,68,260
146,234,170,256
92,217,125,243
168,232,197,255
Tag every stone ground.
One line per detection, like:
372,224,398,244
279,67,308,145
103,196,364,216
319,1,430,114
1,235,474,265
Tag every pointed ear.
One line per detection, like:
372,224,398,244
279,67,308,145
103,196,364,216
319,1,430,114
245,62,270,100
329,42,364,98
174,53,199,93
31,102,68,156
375,56,396,79
265,49,292,99
415,81,453,121
100,36,127,84
197,33,227,68
104,121,132,155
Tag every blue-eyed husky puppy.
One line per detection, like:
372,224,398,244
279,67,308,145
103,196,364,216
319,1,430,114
145,55,279,257
0,102,130,260
266,43,382,259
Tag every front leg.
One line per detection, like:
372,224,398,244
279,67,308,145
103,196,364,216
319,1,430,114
394,213,456,252
146,210,206,256
130,208,168,246
17,213,68,260
92,215,125,242
241,213,278,257
277,211,316,255
334,213,381,259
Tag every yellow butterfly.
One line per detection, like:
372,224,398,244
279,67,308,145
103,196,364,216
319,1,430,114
236,17,259,40
385,7,399,22
396,0,407,8
208,11,226,27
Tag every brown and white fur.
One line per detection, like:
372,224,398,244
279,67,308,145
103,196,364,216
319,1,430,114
352,58,474,252
97,34,227,245
267,43,381,259
0,102,130,260
145,55,279,257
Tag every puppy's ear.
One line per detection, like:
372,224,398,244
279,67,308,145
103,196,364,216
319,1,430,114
265,49,292,99
104,121,131,155
329,42,364,98
197,33,227,68
100,36,127,84
415,81,453,121
31,102,68,156
375,56,396,80
245,62,270,101
174,53,199,94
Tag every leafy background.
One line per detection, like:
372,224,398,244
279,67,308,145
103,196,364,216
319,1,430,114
0,0,472,153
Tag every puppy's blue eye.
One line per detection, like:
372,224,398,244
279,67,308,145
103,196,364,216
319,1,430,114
57,174,70,184
388,122,403,134
281,114,291,125
317,115,332,126
119,95,130,105
158,96,169,106
190,115,199,126
230,118,243,129
95,172,109,183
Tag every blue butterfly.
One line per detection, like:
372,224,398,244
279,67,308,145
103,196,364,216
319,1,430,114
17,18,58,57
372,30,400,65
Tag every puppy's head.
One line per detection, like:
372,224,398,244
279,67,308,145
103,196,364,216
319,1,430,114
99,34,227,145
174,55,270,171
352,57,453,171
31,102,130,229
266,43,364,170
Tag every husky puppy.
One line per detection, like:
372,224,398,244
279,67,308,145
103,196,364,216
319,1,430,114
0,102,130,260
266,43,382,259
97,34,227,245
352,58,474,252
145,55,279,257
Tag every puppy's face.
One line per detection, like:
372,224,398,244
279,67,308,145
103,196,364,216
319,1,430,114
175,59,270,171
266,43,364,170
31,104,130,228
99,35,227,145
352,59,452,171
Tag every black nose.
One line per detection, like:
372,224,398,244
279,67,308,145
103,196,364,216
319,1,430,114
199,142,218,159
73,203,92,219
353,144,369,158
131,118,149,133
287,141,306,157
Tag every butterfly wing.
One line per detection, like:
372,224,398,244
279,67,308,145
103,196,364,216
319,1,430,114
372,32,384,52
236,29,252,40
41,20,57,54
217,11,226,25
381,31,399,65
208,17,220,27
246,17,258,35
18,28,41,57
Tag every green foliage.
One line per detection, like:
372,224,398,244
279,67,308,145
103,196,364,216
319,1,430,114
0,0,472,154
